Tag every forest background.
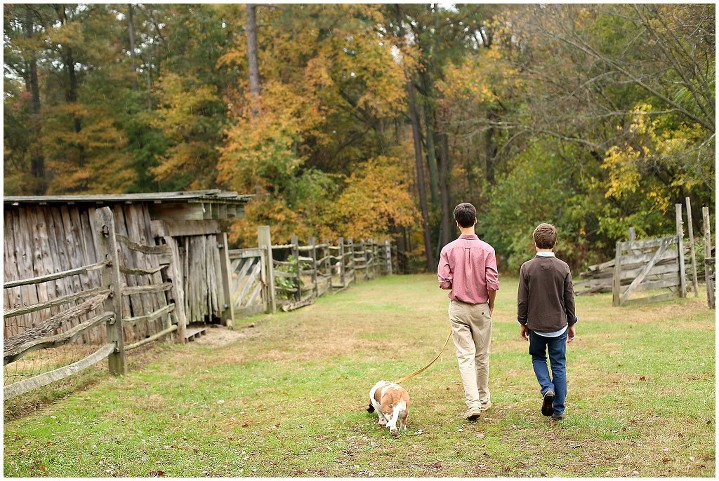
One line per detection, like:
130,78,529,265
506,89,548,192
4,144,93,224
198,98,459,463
4,3,715,273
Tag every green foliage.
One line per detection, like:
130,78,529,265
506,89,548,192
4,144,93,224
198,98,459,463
484,140,600,272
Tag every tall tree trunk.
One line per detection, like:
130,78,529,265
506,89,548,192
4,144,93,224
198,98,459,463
419,70,440,208
24,6,46,194
408,79,435,271
438,131,453,249
484,108,498,183
54,4,85,183
127,4,138,91
246,3,261,116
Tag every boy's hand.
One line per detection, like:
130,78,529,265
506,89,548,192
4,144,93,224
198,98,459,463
567,324,576,343
520,324,529,341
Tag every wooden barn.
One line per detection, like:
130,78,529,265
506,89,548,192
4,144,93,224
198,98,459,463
3,190,252,345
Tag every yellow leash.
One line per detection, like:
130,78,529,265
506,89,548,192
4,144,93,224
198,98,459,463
394,329,453,384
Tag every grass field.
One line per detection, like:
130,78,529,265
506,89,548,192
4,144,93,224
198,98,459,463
3,274,716,477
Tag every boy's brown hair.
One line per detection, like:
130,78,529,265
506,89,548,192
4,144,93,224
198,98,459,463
453,203,476,228
533,223,557,249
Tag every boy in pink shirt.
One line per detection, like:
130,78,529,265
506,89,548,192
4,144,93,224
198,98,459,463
438,203,499,421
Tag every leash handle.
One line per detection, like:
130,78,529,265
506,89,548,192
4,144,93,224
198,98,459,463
394,329,452,384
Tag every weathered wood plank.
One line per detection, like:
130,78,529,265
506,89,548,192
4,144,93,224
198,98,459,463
3,261,107,288
4,312,114,365
120,265,168,276
27,208,50,329
115,234,171,255
228,248,265,260
4,209,25,337
3,293,110,353
125,325,178,351
3,343,115,400
111,205,135,330
124,205,155,337
4,287,111,319
123,303,176,327
66,207,92,315
121,283,173,296
14,207,39,332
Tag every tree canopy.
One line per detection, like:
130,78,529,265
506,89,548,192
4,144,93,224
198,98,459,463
4,3,714,272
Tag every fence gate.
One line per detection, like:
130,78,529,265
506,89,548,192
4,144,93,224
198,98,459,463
228,248,266,318
612,235,685,306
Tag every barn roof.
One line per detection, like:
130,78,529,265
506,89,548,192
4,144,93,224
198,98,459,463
4,190,253,221
4,190,252,206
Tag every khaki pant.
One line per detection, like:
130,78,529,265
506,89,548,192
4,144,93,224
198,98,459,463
448,300,492,410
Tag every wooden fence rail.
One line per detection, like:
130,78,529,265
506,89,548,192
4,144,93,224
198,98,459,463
228,229,396,314
574,203,713,306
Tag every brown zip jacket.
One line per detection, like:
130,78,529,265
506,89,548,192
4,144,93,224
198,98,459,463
517,254,578,333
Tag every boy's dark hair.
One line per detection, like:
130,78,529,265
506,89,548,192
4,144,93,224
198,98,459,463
533,223,557,249
453,203,476,228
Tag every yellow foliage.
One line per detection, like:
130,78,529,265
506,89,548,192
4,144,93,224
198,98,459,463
42,103,135,194
329,156,418,239
602,103,705,211
437,48,520,106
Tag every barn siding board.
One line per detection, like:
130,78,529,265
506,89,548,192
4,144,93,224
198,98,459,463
4,212,21,337
110,205,133,324
44,208,62,314
143,206,169,333
27,208,50,327
67,207,97,344
124,205,153,338
12,208,37,333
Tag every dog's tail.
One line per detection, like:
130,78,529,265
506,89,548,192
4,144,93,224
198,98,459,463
367,402,375,413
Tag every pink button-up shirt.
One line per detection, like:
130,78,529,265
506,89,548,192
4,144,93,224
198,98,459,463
438,234,499,304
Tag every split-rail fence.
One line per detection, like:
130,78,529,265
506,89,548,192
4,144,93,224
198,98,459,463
573,201,714,307
4,211,397,401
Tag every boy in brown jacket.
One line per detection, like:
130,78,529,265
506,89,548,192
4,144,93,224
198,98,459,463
517,223,577,420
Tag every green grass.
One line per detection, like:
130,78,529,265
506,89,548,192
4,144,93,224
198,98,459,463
3,274,716,477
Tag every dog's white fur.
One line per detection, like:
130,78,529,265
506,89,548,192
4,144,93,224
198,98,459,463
367,380,410,437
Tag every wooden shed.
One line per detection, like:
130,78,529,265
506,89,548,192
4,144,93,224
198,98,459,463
3,190,252,344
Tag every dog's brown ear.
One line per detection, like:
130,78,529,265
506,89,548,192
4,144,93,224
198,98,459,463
367,402,375,413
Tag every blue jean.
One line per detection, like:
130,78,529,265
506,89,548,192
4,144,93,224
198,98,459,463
528,329,567,416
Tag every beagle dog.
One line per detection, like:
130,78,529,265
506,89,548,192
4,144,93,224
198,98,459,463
367,380,410,437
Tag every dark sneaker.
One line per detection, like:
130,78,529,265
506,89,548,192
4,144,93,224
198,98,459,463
541,390,555,416
551,413,564,421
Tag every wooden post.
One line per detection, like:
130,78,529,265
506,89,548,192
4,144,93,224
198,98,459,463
348,238,356,284
216,232,236,325
685,197,700,297
164,234,187,342
257,226,276,313
676,204,687,298
338,237,346,289
291,235,301,302
384,240,393,275
612,241,622,307
702,207,715,309
373,239,379,278
309,237,318,299
361,240,369,281
93,207,127,375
